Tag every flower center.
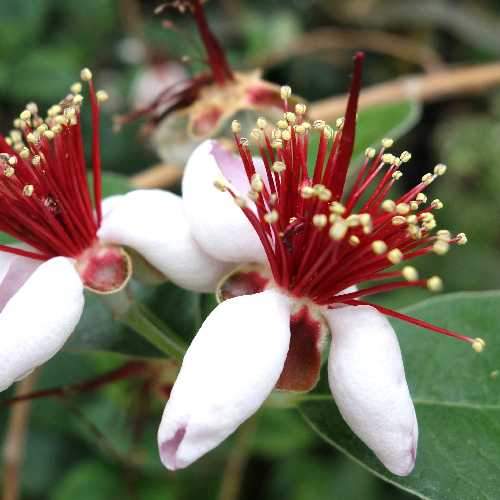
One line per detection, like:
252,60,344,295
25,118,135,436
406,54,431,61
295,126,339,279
0,68,106,262
75,243,132,294
214,53,484,351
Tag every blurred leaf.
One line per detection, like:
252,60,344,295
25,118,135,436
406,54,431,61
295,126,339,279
308,100,421,171
51,461,124,500
353,101,421,160
66,281,202,358
300,291,500,499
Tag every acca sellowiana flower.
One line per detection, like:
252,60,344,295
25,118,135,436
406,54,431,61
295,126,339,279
0,68,225,392
158,53,485,475
120,0,290,165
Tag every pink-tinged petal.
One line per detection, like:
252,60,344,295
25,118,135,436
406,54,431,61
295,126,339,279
0,257,84,391
324,305,418,476
98,190,230,293
158,289,291,470
216,265,270,302
276,305,326,392
0,253,42,312
182,140,267,264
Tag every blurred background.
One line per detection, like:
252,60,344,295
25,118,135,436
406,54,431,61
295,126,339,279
1,0,499,499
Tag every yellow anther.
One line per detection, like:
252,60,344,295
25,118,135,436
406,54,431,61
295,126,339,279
302,121,311,130
23,184,34,197
329,220,348,241
248,190,259,202
323,125,334,139
256,117,267,129
335,117,345,130
44,130,55,140
416,193,427,203
431,199,444,209
280,85,292,99
345,214,360,227
381,199,396,212
277,119,288,130
381,138,394,148
4,166,15,177
284,112,296,124
271,138,283,149
295,103,307,115
437,230,451,241
250,173,263,192
433,240,449,255
372,240,388,255
387,248,403,264
359,213,371,226
406,214,418,225
272,161,286,173
423,219,437,231
434,163,447,176
409,201,419,211
19,148,30,159
264,210,279,224
329,201,345,215
313,120,326,130
317,186,332,202
234,196,247,208
392,215,406,226
20,110,31,121
421,173,434,185
8,156,17,166
400,151,412,163
396,203,410,215
427,276,443,292
71,82,82,94
420,212,434,222
239,137,249,147
32,155,41,166
457,233,468,245
365,147,376,159
312,214,328,228
80,67,93,81
294,124,306,135
26,133,37,144
349,235,360,246
213,177,227,192
96,90,109,102
472,338,486,353
392,171,403,180
231,120,241,134
250,128,263,142
281,129,291,141
301,186,315,199
382,153,396,164
271,129,282,140
402,266,419,281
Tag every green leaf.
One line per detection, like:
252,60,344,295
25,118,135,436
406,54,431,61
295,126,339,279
308,100,421,172
299,291,500,500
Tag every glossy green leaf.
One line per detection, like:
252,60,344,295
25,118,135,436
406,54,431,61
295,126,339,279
299,291,500,499
308,100,421,172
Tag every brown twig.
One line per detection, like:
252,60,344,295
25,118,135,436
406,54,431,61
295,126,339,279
251,28,444,72
2,362,147,406
130,163,183,189
309,62,500,121
2,371,40,500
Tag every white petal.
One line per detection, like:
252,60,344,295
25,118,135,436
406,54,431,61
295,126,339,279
0,257,85,391
158,289,291,470
324,305,418,476
182,140,266,264
98,190,230,293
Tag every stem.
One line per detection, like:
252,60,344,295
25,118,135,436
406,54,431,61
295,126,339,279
122,303,187,360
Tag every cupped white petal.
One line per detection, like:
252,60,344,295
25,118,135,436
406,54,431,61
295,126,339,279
324,305,418,476
98,190,230,293
0,257,85,391
182,140,266,264
158,289,292,470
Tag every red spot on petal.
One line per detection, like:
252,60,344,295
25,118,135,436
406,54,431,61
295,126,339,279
276,305,324,392
245,84,282,107
217,268,269,302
